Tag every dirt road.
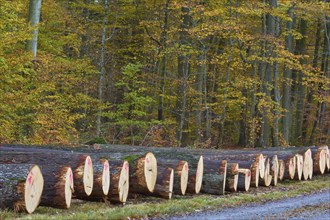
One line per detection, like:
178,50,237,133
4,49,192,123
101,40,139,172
168,189,330,220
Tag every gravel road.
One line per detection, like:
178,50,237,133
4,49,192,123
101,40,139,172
168,189,330,220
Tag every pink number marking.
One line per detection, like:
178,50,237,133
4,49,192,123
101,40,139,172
185,164,188,171
146,158,150,164
247,172,251,177
88,157,92,166
125,164,128,173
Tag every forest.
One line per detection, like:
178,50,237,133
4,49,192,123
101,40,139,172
0,0,329,148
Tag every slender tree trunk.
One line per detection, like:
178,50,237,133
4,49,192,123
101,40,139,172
294,18,307,144
27,0,42,60
302,18,322,144
272,0,280,147
96,0,109,137
282,6,295,145
176,5,191,147
158,0,170,121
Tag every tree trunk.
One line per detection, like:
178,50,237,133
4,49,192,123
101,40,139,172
282,6,295,145
96,0,109,137
27,0,42,60
0,164,44,213
108,160,129,204
129,152,157,194
201,160,227,195
294,18,307,144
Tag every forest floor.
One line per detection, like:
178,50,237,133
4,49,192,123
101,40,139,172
1,174,329,220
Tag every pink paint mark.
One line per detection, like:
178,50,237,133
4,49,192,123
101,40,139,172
87,157,92,166
196,171,198,177
104,162,109,170
27,173,33,185
185,164,188,171
247,172,251,177
69,171,73,182
146,158,150,164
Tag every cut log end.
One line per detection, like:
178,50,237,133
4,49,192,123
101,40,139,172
258,154,265,179
168,168,174,199
278,159,285,181
237,168,251,192
180,162,189,195
144,152,158,192
83,156,94,196
64,167,74,209
295,154,303,180
24,165,44,214
195,156,204,194
102,160,110,195
119,161,129,203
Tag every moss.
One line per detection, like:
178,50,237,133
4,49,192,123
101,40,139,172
122,155,140,163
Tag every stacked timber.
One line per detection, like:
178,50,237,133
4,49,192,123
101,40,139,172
0,164,44,213
186,156,204,194
157,159,189,195
108,160,129,204
201,160,227,195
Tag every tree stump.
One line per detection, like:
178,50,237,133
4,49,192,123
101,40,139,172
0,164,44,213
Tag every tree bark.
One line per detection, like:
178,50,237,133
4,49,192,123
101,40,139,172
0,164,44,213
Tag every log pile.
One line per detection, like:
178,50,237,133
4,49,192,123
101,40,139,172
0,144,329,214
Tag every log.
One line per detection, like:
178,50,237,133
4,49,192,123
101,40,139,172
186,156,204,194
270,155,278,186
39,166,74,209
311,147,326,175
156,159,188,195
151,167,174,199
225,163,239,192
201,160,227,195
260,157,272,187
129,152,157,194
294,154,304,180
226,160,259,188
0,151,94,198
0,164,44,213
79,159,110,201
279,155,296,180
278,159,285,181
237,168,251,192
108,160,129,204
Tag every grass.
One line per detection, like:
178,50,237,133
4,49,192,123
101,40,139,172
1,175,329,220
